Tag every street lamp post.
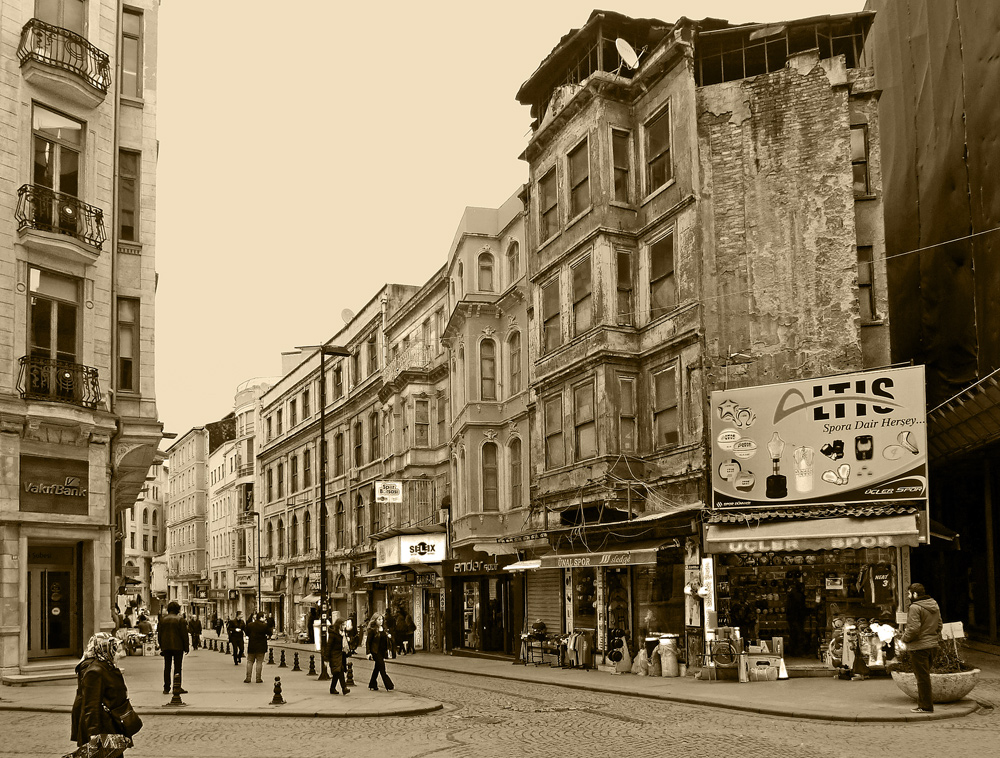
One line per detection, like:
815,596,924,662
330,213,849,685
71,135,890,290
298,341,351,680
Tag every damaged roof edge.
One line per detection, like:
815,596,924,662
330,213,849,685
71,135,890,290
515,9,672,104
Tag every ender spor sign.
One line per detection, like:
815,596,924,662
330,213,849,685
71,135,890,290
710,366,927,508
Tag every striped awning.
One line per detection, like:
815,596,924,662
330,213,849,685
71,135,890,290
704,514,920,554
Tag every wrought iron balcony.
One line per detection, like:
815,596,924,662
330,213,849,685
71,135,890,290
18,18,111,94
17,355,102,410
384,342,434,384
16,184,107,251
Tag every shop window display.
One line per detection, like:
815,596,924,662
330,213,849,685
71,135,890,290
714,547,898,661
635,563,684,644
572,567,597,630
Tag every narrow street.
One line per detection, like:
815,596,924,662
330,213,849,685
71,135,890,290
4,662,996,758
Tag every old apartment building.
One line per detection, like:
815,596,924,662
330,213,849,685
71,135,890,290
514,10,890,664
0,0,162,681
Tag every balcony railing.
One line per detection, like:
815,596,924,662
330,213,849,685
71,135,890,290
17,355,102,409
16,184,107,250
18,18,111,94
238,465,254,477
384,342,434,384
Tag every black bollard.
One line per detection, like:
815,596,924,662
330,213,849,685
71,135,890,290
307,654,317,676
318,656,330,682
267,648,275,665
270,677,285,705
292,652,301,672
225,641,231,655
345,660,355,687
167,672,187,707
278,650,287,668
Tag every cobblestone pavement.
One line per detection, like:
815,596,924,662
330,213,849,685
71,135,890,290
4,662,996,758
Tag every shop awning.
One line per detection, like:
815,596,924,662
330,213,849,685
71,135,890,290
299,594,321,605
363,569,409,585
538,539,678,569
505,559,542,571
703,514,921,554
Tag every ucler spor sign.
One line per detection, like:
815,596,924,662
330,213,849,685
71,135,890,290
710,366,927,508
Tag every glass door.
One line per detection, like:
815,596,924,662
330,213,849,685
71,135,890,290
27,554,78,658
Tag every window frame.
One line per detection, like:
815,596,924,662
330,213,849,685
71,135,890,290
334,433,344,476
120,6,143,99
573,380,597,461
415,399,430,447
652,363,681,450
482,442,499,512
851,124,871,197
538,166,559,242
369,411,380,460
541,276,561,353
857,244,877,322
611,127,633,204
643,103,673,197
506,241,520,285
480,339,497,401
649,229,677,321
117,149,140,241
509,437,522,509
303,448,312,488
353,420,363,468
567,135,591,220
544,394,565,469
571,254,593,337
618,374,638,453
117,296,139,392
507,331,521,396
478,252,495,292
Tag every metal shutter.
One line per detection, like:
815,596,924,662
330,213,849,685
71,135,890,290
525,568,563,635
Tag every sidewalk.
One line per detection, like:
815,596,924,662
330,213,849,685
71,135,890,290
2,631,994,723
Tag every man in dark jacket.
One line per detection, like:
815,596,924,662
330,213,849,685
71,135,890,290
243,612,270,683
157,601,189,694
227,611,246,665
188,615,203,650
900,582,943,713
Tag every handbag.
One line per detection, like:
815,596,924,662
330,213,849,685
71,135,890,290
105,699,143,737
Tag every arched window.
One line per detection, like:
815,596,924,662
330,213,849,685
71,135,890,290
478,252,494,292
152,509,158,526
456,262,464,299
277,519,285,558
355,495,365,544
509,438,522,509
303,510,312,553
480,339,496,400
506,241,519,285
482,442,499,512
336,500,345,548
507,332,521,396
142,508,148,524
290,515,298,556
369,411,380,461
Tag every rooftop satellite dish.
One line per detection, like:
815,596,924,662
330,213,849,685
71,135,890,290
616,38,641,70
341,308,355,324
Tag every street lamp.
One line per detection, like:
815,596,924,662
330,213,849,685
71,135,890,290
296,341,351,675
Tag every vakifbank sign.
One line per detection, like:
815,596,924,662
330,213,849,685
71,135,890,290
710,366,928,509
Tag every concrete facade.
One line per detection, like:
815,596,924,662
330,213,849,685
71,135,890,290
0,0,161,680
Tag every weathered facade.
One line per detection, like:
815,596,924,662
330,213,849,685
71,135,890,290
515,10,889,663
0,0,162,681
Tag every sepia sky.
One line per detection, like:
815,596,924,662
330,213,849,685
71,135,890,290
154,0,866,440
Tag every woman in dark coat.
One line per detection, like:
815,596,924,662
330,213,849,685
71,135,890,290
323,618,351,695
68,633,133,758
365,615,394,691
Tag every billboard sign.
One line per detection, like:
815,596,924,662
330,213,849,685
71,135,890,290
375,481,403,503
710,366,927,508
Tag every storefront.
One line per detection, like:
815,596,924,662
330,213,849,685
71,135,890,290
704,511,920,665
366,531,446,651
538,537,690,669
444,552,518,655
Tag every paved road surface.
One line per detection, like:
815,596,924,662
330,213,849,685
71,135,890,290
3,659,996,758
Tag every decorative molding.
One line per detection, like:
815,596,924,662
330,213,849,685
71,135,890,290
482,326,496,337
479,244,492,255
0,418,24,435
507,422,518,439
113,442,143,468
89,432,111,445
508,315,518,327
484,429,498,442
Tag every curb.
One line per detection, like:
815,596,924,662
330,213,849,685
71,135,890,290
0,701,444,719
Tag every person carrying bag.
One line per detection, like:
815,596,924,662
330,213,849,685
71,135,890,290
65,633,142,758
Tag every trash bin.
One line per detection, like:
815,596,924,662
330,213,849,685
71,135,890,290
659,634,680,677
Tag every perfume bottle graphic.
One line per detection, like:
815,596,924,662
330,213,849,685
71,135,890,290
765,432,788,499
793,446,815,493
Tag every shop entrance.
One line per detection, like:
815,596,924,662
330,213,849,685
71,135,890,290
27,544,79,659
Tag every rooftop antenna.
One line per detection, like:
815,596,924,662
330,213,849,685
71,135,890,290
614,38,644,77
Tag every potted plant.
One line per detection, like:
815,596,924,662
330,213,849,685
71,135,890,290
887,636,980,703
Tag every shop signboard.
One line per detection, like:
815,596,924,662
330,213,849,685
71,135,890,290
400,534,446,564
235,572,255,588
19,456,90,515
260,576,274,593
442,555,516,576
710,366,928,510
375,480,403,503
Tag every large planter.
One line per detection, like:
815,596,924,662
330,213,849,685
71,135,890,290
890,668,980,703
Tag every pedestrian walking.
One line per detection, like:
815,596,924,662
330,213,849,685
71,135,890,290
365,616,394,692
157,601,189,695
266,612,276,638
188,615,203,651
243,612,269,683
227,611,246,665
65,633,136,758
323,618,351,695
898,582,943,713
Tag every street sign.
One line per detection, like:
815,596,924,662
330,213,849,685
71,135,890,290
375,480,403,503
